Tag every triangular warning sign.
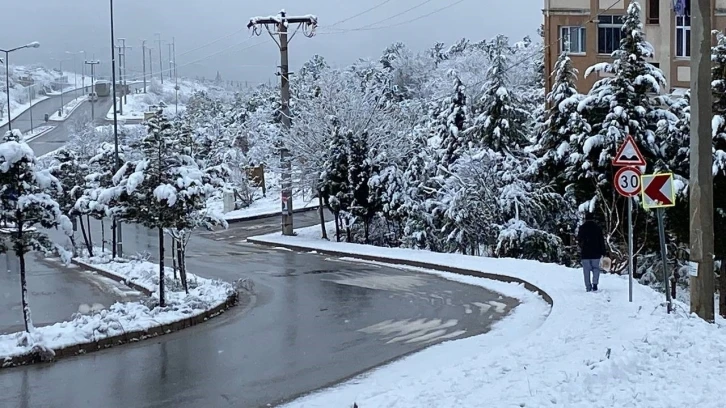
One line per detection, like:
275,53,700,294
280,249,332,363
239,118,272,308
613,135,646,166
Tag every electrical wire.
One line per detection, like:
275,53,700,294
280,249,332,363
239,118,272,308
326,0,394,28
319,0,467,34
175,27,248,57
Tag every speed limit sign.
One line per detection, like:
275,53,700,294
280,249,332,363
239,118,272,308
614,166,642,197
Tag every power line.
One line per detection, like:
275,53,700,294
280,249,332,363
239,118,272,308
326,0,394,28
320,0,467,34
176,27,247,57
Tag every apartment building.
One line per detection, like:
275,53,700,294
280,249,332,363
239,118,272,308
543,0,712,93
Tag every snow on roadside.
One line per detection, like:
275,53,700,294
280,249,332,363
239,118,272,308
48,94,87,121
0,251,235,365
209,192,317,221
251,223,726,408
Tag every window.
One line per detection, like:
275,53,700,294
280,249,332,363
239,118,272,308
650,62,660,68
597,15,624,54
647,0,659,24
676,15,691,57
560,26,586,54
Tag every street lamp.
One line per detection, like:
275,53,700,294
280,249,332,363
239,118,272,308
50,57,70,117
0,41,40,132
110,0,123,257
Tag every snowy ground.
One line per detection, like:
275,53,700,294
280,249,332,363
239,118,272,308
0,250,234,364
249,223,726,408
209,192,317,222
48,94,87,121
105,78,207,121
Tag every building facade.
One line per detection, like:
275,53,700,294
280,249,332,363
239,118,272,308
543,0,721,93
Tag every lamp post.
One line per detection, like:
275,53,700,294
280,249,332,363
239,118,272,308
110,0,123,257
0,41,40,131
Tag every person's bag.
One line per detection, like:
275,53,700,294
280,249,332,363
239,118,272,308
600,256,612,272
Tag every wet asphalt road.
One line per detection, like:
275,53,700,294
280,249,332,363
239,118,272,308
1,101,525,407
0,88,87,136
0,252,142,334
1,211,521,408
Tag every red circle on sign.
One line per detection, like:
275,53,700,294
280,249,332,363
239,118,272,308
614,166,642,197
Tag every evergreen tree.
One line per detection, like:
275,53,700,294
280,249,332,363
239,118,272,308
49,148,91,255
569,0,667,259
532,51,590,189
437,74,470,169
0,130,72,332
319,121,351,241
469,35,530,154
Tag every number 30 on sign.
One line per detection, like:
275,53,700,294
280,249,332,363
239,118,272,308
615,166,642,197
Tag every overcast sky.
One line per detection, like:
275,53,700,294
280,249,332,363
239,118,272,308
1,0,541,84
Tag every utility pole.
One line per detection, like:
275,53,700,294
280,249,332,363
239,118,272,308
690,0,715,321
110,0,123,258
155,33,163,83
247,11,318,236
167,42,173,82
148,47,154,83
117,38,131,105
141,40,147,93
84,60,99,120
172,37,178,115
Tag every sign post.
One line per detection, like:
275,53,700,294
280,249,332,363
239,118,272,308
613,136,646,303
641,173,676,313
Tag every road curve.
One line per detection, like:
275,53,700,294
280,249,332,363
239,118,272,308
0,211,520,408
0,102,523,408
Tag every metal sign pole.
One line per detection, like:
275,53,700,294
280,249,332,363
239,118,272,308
628,197,633,302
656,208,673,313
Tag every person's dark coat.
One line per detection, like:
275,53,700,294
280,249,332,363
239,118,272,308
577,220,607,260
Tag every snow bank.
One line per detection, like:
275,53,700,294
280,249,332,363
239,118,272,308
105,78,206,121
249,223,726,408
0,254,235,366
48,94,87,121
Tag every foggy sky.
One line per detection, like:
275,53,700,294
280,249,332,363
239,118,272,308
1,0,541,84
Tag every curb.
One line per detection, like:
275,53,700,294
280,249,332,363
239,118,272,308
71,259,153,296
48,97,87,122
247,238,554,306
226,205,320,224
1,266,242,370
22,126,56,143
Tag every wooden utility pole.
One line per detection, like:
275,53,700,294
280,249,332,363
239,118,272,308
247,10,318,235
141,39,147,93
690,0,715,321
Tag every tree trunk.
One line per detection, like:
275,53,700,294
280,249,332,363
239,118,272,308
87,215,93,254
16,215,31,333
171,238,178,280
179,242,188,294
364,220,370,243
158,227,165,307
19,250,31,333
111,218,117,259
334,214,341,242
318,193,328,240
720,259,726,318
101,219,105,254
78,215,93,256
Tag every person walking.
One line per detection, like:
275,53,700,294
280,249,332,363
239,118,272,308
577,212,607,292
